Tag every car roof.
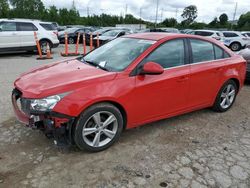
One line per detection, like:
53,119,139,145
223,31,241,34
0,18,53,24
195,29,221,33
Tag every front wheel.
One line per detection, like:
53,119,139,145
74,103,124,152
213,80,238,112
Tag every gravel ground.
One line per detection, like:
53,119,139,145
0,45,250,188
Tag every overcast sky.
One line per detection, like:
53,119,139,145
42,0,249,23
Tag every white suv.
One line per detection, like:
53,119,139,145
222,31,250,51
0,19,59,54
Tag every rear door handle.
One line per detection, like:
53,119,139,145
177,76,189,82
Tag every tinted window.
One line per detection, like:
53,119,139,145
223,32,238,37
18,22,37,31
214,45,224,59
195,31,213,36
144,39,185,68
190,39,215,63
40,23,56,31
0,22,17,31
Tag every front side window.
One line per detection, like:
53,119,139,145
83,38,155,71
0,22,17,32
18,22,38,31
143,39,185,69
190,39,215,63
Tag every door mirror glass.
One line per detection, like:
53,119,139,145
140,62,164,75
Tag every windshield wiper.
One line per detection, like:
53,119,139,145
83,59,109,71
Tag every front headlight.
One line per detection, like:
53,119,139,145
30,93,69,112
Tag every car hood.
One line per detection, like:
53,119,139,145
14,59,117,98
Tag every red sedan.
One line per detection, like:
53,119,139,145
12,33,246,152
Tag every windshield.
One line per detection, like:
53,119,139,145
102,30,122,37
65,28,78,33
82,38,155,71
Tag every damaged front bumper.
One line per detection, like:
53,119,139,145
12,88,75,147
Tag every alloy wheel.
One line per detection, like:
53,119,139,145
220,84,236,109
68,38,74,44
231,43,240,51
82,111,118,148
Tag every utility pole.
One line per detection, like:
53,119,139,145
125,4,128,17
233,2,238,22
160,8,163,23
232,2,238,29
87,6,90,17
139,7,142,30
155,0,159,27
175,8,178,21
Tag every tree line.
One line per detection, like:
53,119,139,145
0,0,249,30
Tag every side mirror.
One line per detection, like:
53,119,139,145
140,62,164,75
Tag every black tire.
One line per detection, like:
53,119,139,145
40,40,51,55
230,42,241,51
212,80,238,112
68,37,75,44
74,103,124,152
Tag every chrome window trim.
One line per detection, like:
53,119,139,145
163,57,232,71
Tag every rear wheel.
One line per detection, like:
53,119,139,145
74,103,124,152
230,42,241,51
213,80,238,112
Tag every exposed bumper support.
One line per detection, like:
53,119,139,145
12,89,75,148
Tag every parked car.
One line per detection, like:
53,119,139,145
139,28,179,33
191,30,224,41
93,29,129,46
0,18,59,54
159,28,180,33
238,47,250,80
85,28,115,45
12,33,246,152
58,27,94,44
222,31,250,51
242,32,250,38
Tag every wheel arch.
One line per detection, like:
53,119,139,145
229,77,240,91
39,38,53,46
78,100,128,130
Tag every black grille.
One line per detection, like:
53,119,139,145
20,98,31,115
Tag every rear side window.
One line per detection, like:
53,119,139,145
223,32,238,37
195,31,213,36
190,39,215,63
144,39,185,68
0,22,17,31
40,23,56,31
18,22,38,31
214,45,224,59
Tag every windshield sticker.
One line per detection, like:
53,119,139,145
99,61,107,67
138,40,156,44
